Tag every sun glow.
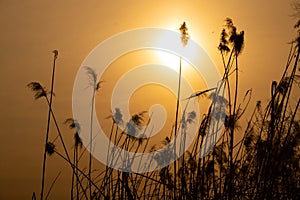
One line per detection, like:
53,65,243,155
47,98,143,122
156,50,181,72
154,27,200,73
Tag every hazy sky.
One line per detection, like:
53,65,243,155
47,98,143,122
0,0,298,199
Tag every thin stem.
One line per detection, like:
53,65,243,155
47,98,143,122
89,89,95,199
45,171,61,200
173,56,182,199
40,52,57,200
229,52,239,200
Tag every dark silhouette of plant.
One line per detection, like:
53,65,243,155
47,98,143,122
179,21,190,47
28,50,58,200
64,118,82,200
27,17,300,199
28,55,87,199
46,142,56,155
172,21,190,199
85,66,102,199
217,18,245,199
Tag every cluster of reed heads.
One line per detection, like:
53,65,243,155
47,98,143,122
28,18,299,200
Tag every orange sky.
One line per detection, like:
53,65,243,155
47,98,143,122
0,0,298,199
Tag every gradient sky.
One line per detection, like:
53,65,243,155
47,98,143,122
0,0,298,199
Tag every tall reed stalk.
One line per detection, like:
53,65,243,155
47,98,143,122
40,50,58,200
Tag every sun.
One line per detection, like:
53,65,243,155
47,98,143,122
155,50,181,72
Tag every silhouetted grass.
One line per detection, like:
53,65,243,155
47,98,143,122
28,18,299,199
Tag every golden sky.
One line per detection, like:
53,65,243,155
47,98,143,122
0,0,298,199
